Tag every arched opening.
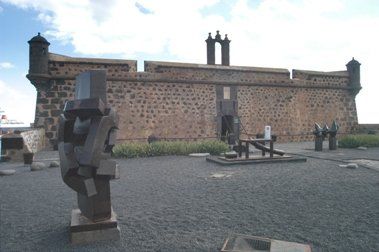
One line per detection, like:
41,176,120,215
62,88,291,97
221,115,234,142
215,42,222,65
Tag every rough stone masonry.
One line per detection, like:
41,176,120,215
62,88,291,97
26,31,361,149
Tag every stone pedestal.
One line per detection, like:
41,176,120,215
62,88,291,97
70,208,120,244
329,136,337,150
315,136,323,151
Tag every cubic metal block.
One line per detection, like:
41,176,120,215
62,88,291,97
75,70,107,103
98,160,119,179
84,178,97,197
64,98,105,119
77,178,111,221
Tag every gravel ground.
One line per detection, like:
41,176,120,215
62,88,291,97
1,145,379,251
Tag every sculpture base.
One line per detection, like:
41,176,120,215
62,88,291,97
329,137,337,150
70,208,120,244
315,137,323,151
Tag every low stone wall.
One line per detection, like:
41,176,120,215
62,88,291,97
357,124,379,134
0,128,45,162
21,128,45,153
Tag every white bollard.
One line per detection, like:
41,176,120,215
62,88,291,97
264,126,271,140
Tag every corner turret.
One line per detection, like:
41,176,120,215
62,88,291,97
346,57,361,96
27,33,51,90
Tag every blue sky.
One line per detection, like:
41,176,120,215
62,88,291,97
0,0,378,125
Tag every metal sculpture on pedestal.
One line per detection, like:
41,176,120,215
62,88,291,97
313,123,324,151
58,70,120,244
313,121,339,151
328,121,339,150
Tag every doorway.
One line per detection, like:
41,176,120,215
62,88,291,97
221,115,234,142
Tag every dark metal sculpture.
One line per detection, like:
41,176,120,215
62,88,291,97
313,123,324,151
313,121,339,151
58,70,118,222
328,120,339,150
322,124,329,140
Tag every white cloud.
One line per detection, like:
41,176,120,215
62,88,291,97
226,0,379,123
0,79,36,125
2,0,379,123
3,0,376,68
1,0,222,60
0,62,15,69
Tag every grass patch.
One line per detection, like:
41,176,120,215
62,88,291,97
338,134,379,148
112,140,229,158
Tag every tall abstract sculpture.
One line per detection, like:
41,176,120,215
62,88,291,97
58,70,120,243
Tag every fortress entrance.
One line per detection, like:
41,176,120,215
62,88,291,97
216,86,239,144
221,115,234,142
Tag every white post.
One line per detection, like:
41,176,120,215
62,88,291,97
264,126,271,140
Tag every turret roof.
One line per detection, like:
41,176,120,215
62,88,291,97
346,57,360,66
28,33,50,44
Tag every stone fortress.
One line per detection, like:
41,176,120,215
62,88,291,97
27,31,361,149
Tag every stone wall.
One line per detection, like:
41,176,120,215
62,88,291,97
1,128,45,162
292,70,349,87
238,86,357,142
357,124,379,134
21,128,45,153
48,53,137,78
30,55,359,147
34,54,138,147
236,69,357,141
108,80,217,141
145,61,290,83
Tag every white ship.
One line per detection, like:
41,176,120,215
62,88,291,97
0,107,30,133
